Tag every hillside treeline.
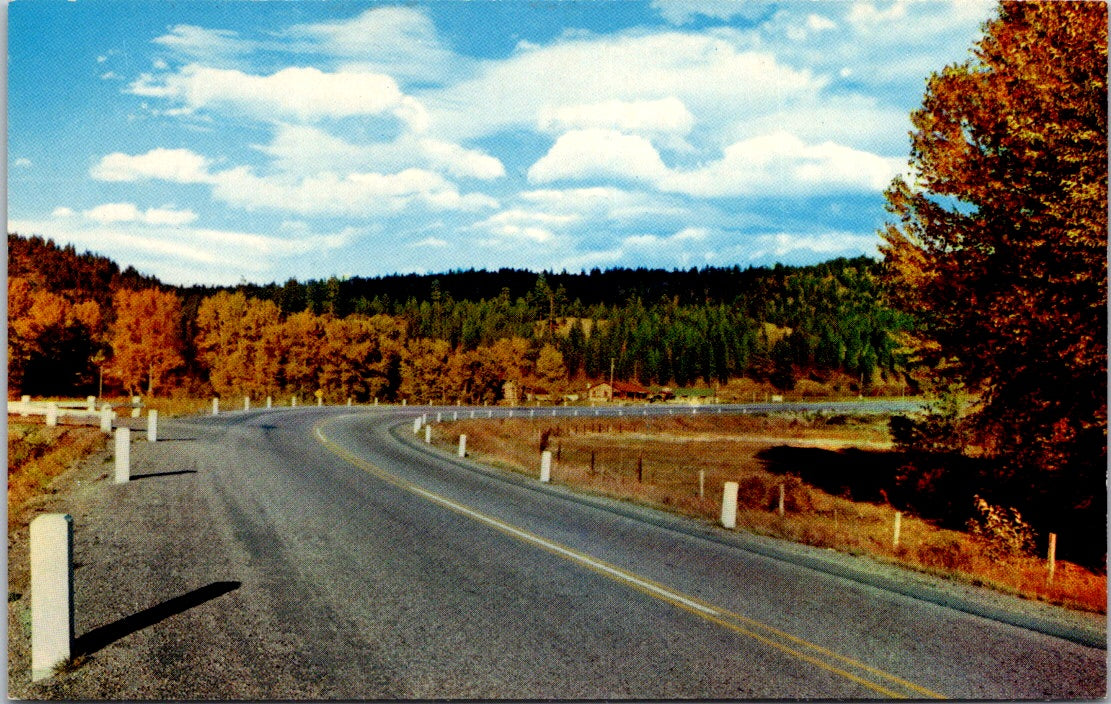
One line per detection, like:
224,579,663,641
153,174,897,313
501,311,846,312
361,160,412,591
8,233,909,402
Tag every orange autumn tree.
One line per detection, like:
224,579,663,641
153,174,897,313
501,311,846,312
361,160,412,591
880,1,1106,558
107,288,185,395
8,277,103,396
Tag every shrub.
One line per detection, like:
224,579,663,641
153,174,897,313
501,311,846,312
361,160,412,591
966,494,1037,559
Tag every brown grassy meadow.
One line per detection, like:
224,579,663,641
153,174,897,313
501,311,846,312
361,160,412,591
430,412,1106,614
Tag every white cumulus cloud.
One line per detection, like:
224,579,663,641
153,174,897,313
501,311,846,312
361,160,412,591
91,148,214,184
538,97,694,136
528,129,669,184
130,64,427,128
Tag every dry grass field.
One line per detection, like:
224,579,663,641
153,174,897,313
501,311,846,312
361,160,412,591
430,412,1106,614
8,420,107,529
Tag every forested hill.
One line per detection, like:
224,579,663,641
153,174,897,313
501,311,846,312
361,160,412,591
9,232,910,398
228,262,812,316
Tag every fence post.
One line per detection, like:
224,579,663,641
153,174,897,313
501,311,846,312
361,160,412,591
266,396,272,409
30,514,73,681
114,428,130,483
413,417,422,434
893,511,902,548
244,396,250,411
721,482,739,529
1048,533,1057,582
148,410,158,443
20,395,30,417
212,398,219,416
458,435,467,458
540,450,552,483
86,396,96,412
100,405,112,434
291,396,297,407
45,403,58,428
424,426,432,444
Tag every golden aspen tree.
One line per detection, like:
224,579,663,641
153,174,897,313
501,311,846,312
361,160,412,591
107,288,185,395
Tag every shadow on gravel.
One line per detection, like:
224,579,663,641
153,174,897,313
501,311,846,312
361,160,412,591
74,581,240,657
129,469,198,481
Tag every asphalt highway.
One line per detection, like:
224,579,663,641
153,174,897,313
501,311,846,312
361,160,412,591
14,403,1106,699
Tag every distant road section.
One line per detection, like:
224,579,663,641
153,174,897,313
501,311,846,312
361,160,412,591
15,404,1105,699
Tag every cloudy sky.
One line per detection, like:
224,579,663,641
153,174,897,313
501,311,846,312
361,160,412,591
8,0,994,286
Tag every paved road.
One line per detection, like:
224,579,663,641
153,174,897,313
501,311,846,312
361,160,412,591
13,404,1105,699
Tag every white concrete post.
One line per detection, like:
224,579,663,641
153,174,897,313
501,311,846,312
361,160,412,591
529,409,535,418
401,399,407,406
470,410,475,419
20,395,31,417
422,413,428,426
540,450,552,483
413,417,422,434
436,412,442,423
347,398,353,407
1048,533,1057,582
131,396,141,418
212,398,220,415
574,409,578,417
114,428,130,484
424,426,432,444
244,396,251,411
458,435,467,458
699,470,705,500
452,411,458,421
291,396,297,407
317,396,323,407
509,410,514,418
30,514,73,681
45,403,58,427
86,396,96,412
147,410,158,443
721,482,739,529
893,511,902,548
266,396,272,409
374,397,379,406
99,405,112,434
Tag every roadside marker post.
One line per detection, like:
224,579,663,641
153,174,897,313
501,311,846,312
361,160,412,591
100,406,112,434
30,514,74,682
212,398,219,416
721,482,739,529
1048,533,1057,582
540,450,552,483
148,410,158,443
131,396,141,418
244,396,250,411
45,403,58,427
86,396,96,412
699,470,705,500
458,435,467,458
20,395,31,417
114,428,130,483
266,396,272,409
413,417,422,434
425,426,432,444
437,412,442,423
778,484,786,517
893,511,902,548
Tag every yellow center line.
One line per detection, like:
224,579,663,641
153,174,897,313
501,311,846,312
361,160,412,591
314,418,947,700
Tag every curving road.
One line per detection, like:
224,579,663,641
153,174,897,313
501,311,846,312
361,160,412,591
18,404,1106,699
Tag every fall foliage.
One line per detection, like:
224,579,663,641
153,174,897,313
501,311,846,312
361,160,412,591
881,1,1106,555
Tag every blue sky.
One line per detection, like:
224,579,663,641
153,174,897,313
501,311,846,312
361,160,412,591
8,0,995,286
